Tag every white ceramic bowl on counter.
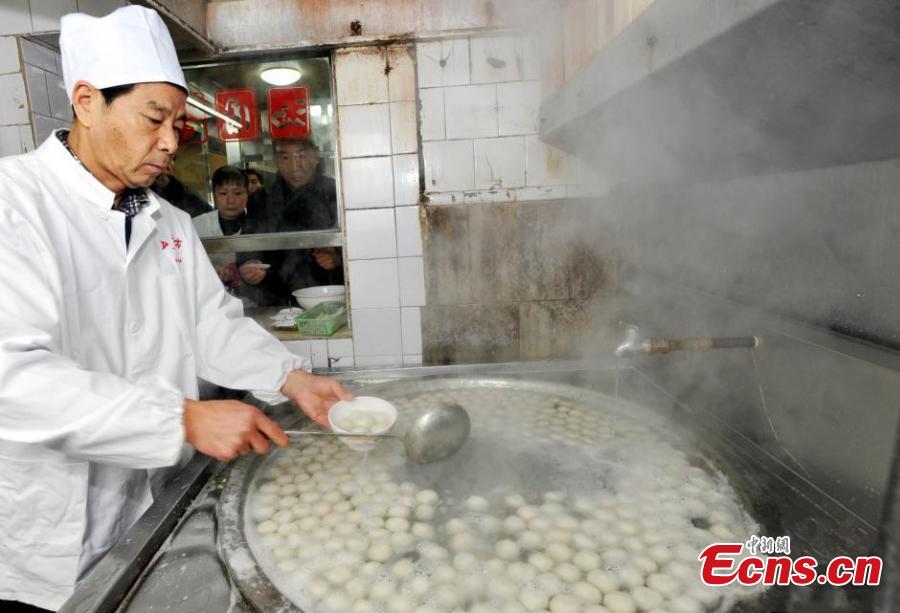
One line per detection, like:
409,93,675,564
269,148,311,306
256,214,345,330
291,285,346,310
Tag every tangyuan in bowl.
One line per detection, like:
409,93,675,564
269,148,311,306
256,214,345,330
291,285,346,310
328,396,397,451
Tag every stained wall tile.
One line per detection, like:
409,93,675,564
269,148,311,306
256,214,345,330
422,140,474,192
474,136,525,189
525,135,577,186
387,45,416,102
470,36,525,84
517,200,570,301
518,299,614,359
421,304,519,364
0,73,29,125
310,340,328,369
467,203,520,304
422,204,472,305
417,39,469,88
335,47,388,106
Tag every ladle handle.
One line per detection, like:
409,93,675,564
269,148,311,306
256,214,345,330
284,430,401,440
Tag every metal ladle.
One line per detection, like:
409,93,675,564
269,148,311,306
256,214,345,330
284,403,471,464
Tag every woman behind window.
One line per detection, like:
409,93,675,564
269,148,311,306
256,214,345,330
193,165,251,292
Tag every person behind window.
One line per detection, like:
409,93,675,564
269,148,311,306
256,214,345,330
150,159,212,217
245,167,265,195
239,137,344,306
193,165,256,294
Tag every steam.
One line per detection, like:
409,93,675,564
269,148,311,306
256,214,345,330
467,0,900,555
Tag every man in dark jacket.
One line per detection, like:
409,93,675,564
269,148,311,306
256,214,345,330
239,138,344,306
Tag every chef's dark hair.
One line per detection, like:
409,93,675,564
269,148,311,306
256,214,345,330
212,165,249,190
273,137,318,153
100,84,136,105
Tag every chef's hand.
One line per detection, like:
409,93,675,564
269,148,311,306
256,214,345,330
281,370,353,427
183,399,288,461
239,260,267,285
313,248,339,271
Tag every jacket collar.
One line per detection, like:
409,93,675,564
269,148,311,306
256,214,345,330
37,130,142,219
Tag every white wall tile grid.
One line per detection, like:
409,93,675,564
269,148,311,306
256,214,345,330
417,33,583,206
335,45,425,366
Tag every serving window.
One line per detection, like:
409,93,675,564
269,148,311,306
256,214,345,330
157,54,344,311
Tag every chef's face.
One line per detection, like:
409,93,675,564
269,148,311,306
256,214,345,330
275,141,319,189
89,83,187,190
213,181,248,219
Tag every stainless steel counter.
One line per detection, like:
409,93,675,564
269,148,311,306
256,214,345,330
59,359,890,613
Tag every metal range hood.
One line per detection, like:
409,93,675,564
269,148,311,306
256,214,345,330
540,0,900,185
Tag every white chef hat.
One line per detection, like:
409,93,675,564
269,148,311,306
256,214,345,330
60,5,187,103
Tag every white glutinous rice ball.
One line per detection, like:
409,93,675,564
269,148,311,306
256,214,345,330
549,594,582,613
495,539,521,561
367,542,393,562
603,591,637,613
545,542,574,563
416,489,439,505
466,495,490,512
519,587,550,611
554,562,581,583
571,581,603,604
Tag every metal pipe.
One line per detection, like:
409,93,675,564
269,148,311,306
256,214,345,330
615,324,760,357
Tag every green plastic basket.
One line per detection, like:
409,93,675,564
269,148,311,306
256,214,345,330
294,301,347,337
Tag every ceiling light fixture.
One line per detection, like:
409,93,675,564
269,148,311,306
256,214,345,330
260,67,301,86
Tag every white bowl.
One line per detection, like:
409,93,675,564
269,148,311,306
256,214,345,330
328,396,397,452
292,285,346,310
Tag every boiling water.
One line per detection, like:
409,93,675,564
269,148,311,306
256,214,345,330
244,382,765,612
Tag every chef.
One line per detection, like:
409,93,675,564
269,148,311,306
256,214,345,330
0,6,351,612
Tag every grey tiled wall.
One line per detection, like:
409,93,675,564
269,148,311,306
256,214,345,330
21,38,69,143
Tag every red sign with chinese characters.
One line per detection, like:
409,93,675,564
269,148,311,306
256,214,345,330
267,85,310,139
215,88,259,141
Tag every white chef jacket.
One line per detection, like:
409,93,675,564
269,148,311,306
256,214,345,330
0,132,309,609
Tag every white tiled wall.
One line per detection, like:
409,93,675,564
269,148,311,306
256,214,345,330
0,37,32,157
335,45,423,367
0,0,128,158
417,34,585,204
